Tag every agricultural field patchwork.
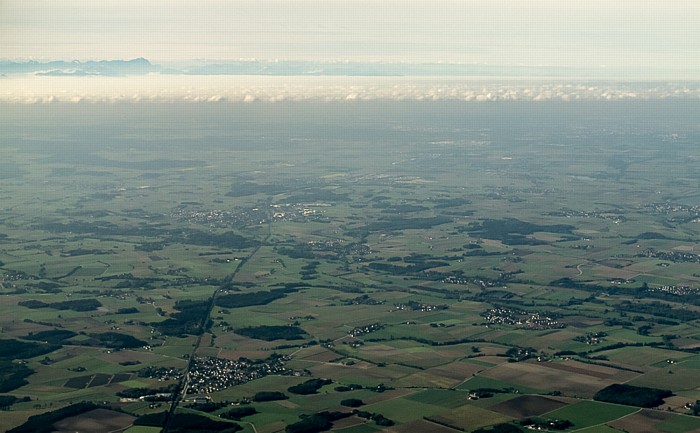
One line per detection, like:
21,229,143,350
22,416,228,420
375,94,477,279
1,102,700,432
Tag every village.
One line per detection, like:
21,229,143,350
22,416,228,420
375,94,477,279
186,355,295,395
481,307,565,330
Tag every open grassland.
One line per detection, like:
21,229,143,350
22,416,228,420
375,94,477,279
425,404,514,431
52,408,135,433
627,368,700,393
655,414,700,433
542,401,640,430
488,395,568,418
480,361,638,398
406,389,473,409
362,397,447,423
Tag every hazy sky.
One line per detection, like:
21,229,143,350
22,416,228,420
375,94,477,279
2,1,699,74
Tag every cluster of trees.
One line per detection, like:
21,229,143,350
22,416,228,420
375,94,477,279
690,400,700,416
216,288,296,309
288,378,332,395
587,341,665,355
0,361,34,392
278,245,316,260
505,347,537,362
356,216,452,235
252,391,288,402
0,339,60,361
220,406,257,420
134,412,242,433
594,384,672,408
472,423,524,433
464,218,575,246
62,248,110,257
174,229,258,250
134,242,166,252
0,395,30,409
236,325,307,341
41,220,258,251
7,402,100,433
340,398,364,407
285,411,351,433
300,261,319,280
375,203,428,213
615,301,700,322
114,277,163,289
368,260,450,276
405,300,448,311
28,281,62,293
520,418,573,430
39,220,167,238
185,400,234,413
432,197,472,208
463,249,504,257
227,181,287,197
469,388,512,399
151,299,211,337
551,278,700,308
334,384,364,392
364,335,487,347
116,384,178,399
23,329,77,344
18,298,102,312
353,410,394,426
85,332,147,349
636,287,700,307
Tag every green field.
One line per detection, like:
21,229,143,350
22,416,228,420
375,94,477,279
542,401,639,430
407,389,472,408
656,415,700,433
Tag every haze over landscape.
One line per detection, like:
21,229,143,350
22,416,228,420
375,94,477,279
1,2,700,433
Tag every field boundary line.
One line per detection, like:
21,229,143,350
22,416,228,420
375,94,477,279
242,421,259,433
568,407,642,432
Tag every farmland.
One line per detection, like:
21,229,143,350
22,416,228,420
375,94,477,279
1,101,700,432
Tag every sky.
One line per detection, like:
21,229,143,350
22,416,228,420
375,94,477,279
1,1,699,103
2,0,699,73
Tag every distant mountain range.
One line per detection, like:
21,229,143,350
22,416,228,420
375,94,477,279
0,58,157,76
0,58,588,77
167,61,579,77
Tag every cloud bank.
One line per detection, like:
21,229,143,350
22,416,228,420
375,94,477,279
1,58,697,80
1,75,699,104
4,2,699,77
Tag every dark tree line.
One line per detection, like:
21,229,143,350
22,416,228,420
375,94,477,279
594,384,672,408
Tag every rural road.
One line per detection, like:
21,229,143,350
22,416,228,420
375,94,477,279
162,210,272,433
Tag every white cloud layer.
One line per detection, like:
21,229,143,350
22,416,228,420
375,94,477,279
1,75,699,104
3,1,699,77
